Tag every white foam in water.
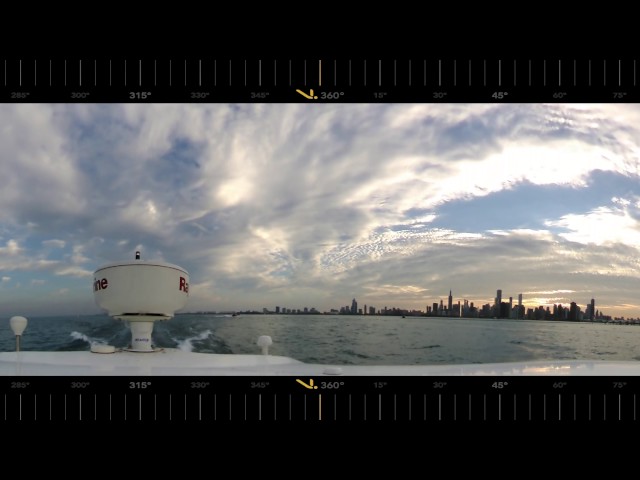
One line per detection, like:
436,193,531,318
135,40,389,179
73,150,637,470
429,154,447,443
70,331,106,346
175,330,213,352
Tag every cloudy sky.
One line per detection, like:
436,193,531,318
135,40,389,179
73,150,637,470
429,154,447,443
1,103,640,317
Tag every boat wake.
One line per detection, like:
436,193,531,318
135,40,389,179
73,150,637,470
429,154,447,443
55,331,109,351
71,331,109,345
174,329,214,352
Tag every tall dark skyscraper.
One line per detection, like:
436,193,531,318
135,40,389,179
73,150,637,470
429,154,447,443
448,290,453,315
569,302,578,321
351,298,357,314
518,294,523,319
591,298,595,320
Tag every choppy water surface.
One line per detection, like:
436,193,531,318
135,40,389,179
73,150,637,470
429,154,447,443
1,314,639,365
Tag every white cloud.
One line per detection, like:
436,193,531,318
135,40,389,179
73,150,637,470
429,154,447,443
0,105,84,226
70,245,89,264
0,239,21,255
54,267,93,278
545,203,640,246
524,290,575,295
42,239,66,248
2,103,640,316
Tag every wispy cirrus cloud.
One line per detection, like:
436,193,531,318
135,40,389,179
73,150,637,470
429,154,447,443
1,103,640,316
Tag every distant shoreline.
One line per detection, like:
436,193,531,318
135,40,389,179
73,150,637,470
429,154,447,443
175,311,640,325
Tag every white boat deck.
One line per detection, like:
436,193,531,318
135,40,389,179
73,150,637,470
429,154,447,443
1,349,639,376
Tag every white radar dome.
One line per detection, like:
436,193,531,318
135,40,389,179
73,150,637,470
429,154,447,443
92,251,190,352
93,255,189,317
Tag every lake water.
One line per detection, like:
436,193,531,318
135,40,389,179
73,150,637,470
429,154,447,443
2,314,639,365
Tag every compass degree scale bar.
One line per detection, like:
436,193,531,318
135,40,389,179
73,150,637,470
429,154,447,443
1,376,638,424
0,57,637,103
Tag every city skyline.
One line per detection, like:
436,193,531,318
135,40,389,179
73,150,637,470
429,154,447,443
1,103,640,317
238,288,613,321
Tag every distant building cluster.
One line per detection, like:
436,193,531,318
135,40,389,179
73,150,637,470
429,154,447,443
419,289,609,322
253,289,629,323
189,288,637,323
262,306,320,314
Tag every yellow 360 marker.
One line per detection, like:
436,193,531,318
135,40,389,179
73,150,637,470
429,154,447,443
295,89,318,100
296,378,318,389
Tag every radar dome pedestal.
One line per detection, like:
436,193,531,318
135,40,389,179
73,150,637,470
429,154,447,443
93,252,189,352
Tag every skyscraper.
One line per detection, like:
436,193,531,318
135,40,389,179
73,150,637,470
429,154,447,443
448,290,453,315
518,294,523,319
569,302,578,321
591,298,595,321
495,289,502,317
351,298,357,314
